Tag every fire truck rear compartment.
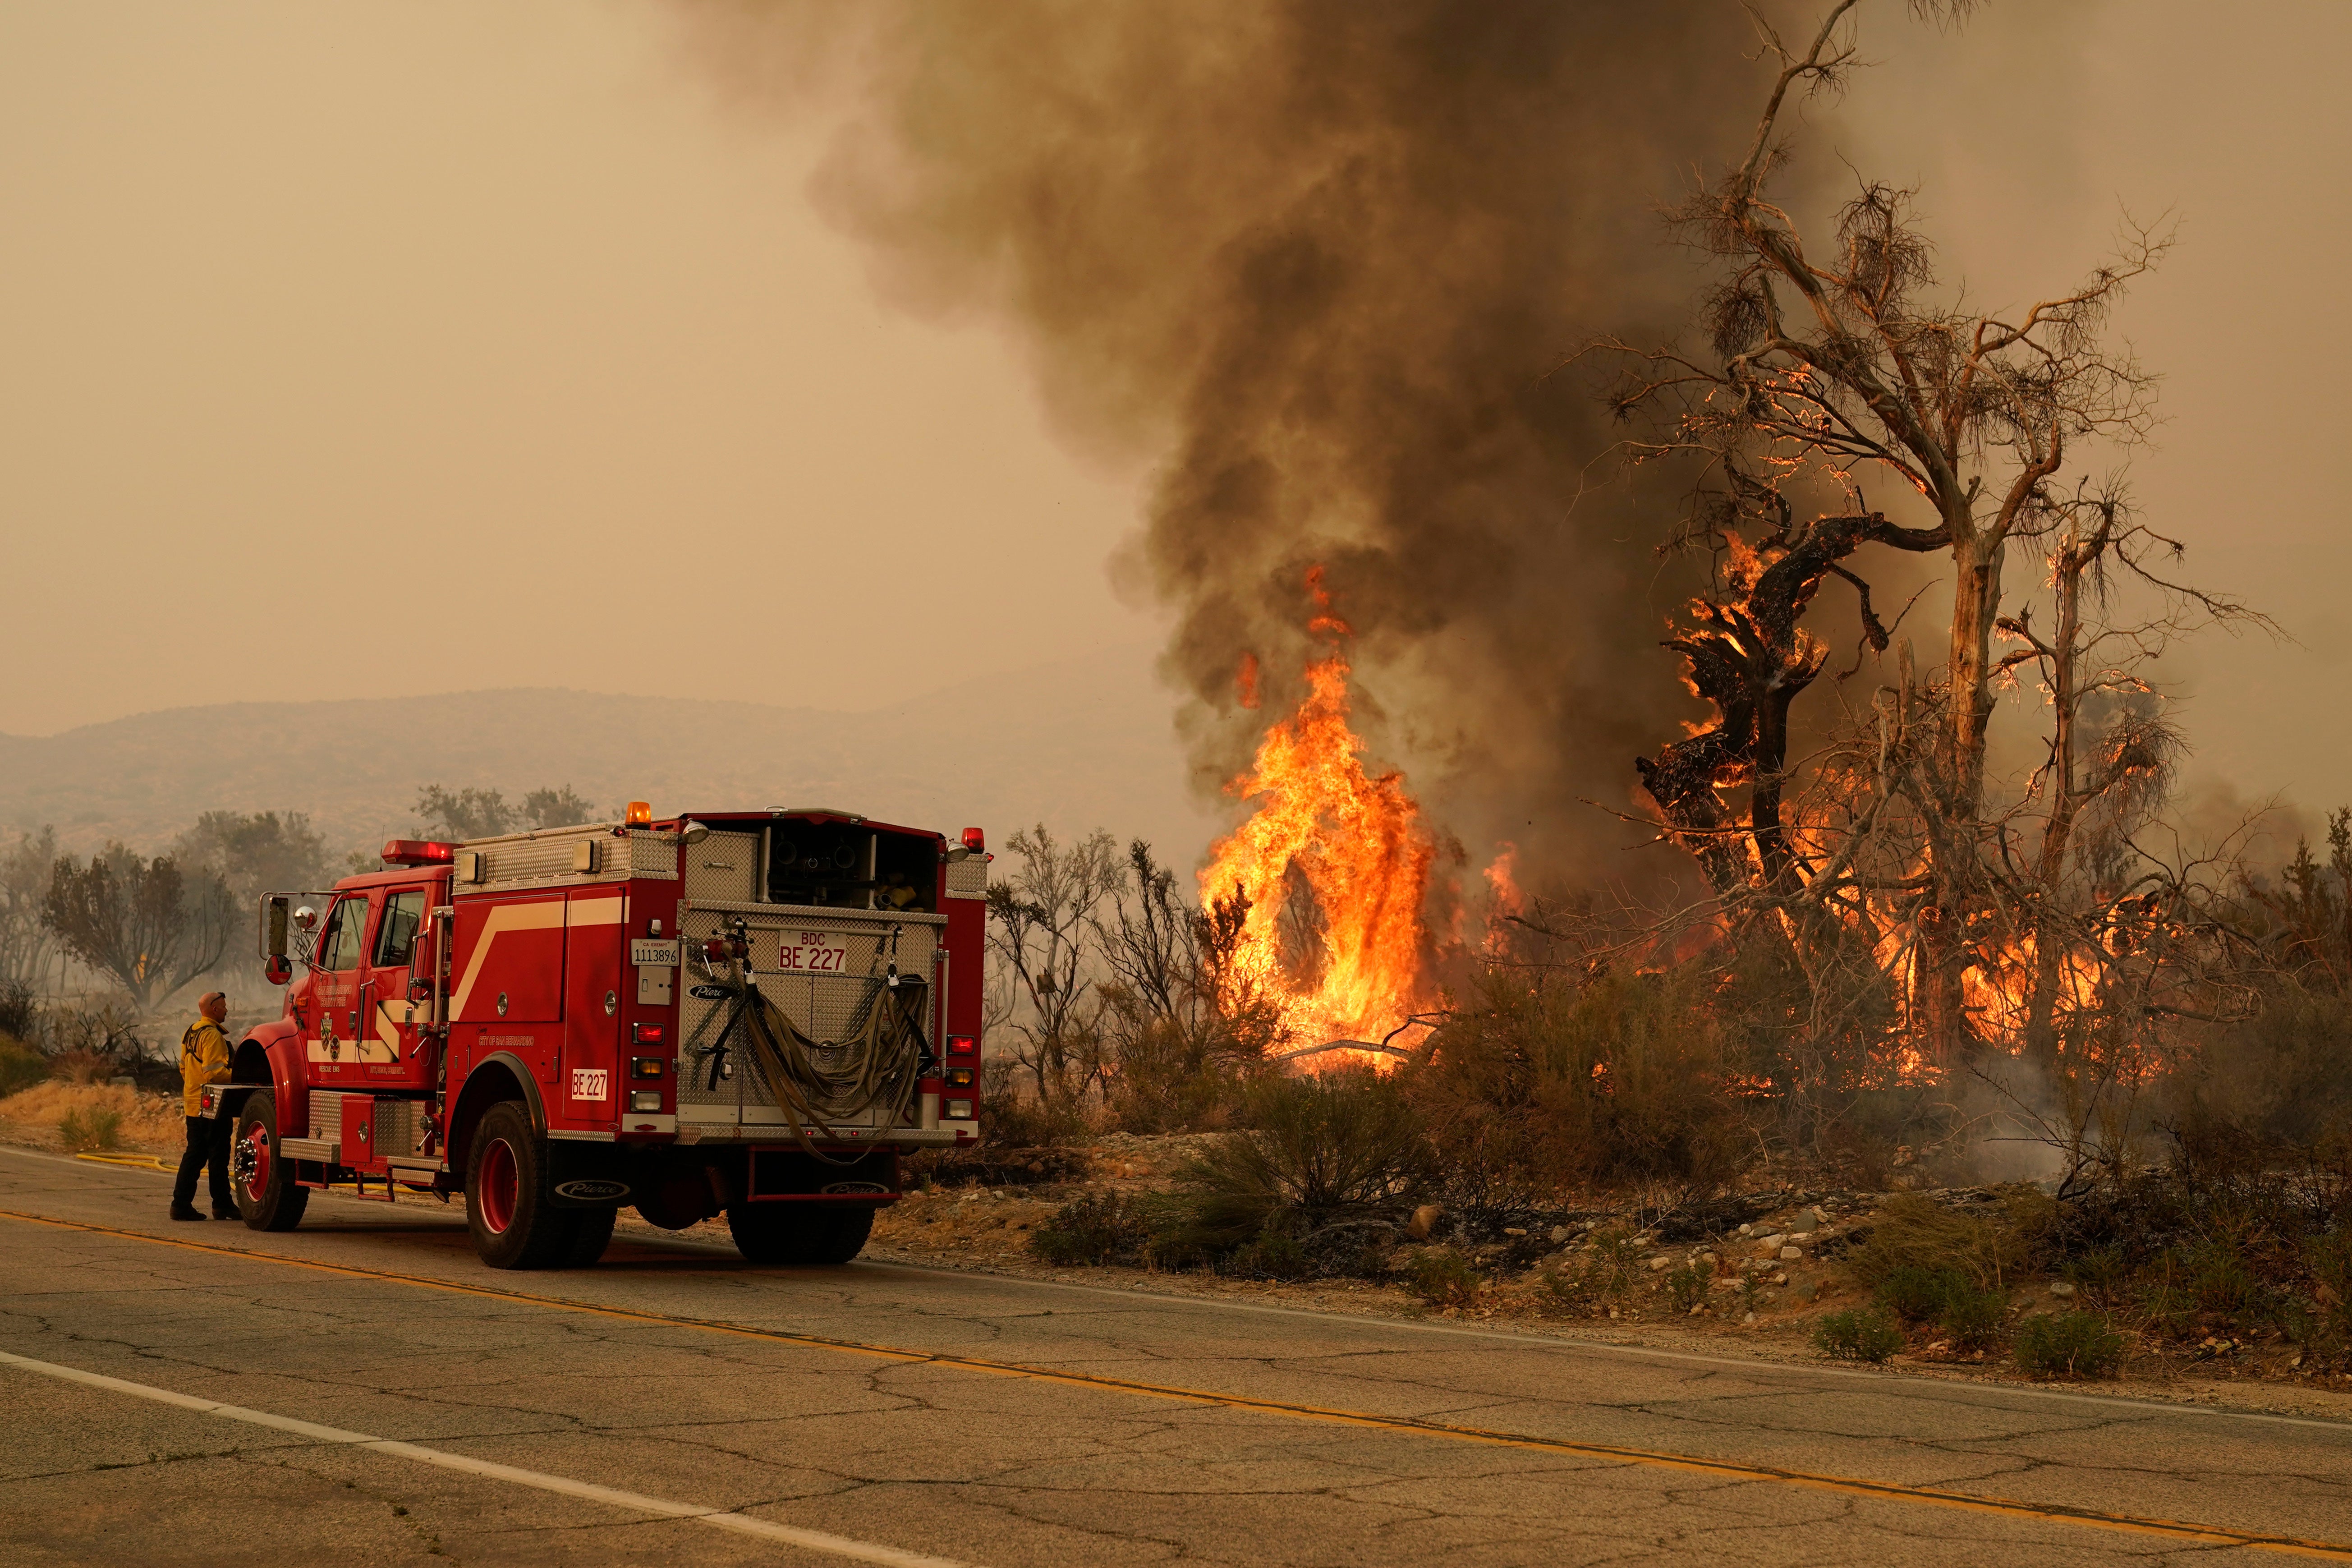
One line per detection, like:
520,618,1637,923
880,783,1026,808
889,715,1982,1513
674,904,944,1134
763,821,939,912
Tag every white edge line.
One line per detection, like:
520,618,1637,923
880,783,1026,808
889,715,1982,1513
10,1142,2352,1437
0,1347,972,1568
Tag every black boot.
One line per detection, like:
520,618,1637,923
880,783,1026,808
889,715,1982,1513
170,1204,205,1222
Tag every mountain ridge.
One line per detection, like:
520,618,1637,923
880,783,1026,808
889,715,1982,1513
0,646,1224,868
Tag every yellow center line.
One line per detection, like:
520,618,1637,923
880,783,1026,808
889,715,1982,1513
4,1205,2348,1560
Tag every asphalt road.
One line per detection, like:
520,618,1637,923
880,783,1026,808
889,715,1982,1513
5,1145,2352,1566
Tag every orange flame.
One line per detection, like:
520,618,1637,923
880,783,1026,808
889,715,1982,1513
1200,579,1433,1060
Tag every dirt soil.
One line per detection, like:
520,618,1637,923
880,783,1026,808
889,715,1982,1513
0,1081,184,1157
847,1131,2352,1424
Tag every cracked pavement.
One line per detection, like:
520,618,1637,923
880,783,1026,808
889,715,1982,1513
5,1145,2352,1566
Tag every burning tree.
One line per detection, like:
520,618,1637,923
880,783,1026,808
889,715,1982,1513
1599,0,2265,1087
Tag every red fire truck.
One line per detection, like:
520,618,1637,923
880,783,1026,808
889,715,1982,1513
208,806,987,1269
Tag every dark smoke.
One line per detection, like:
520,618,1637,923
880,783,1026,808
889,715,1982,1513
680,2,1815,885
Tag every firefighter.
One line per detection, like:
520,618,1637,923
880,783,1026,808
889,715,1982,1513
171,991,236,1221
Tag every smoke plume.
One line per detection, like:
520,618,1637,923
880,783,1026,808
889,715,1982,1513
681,2,1810,883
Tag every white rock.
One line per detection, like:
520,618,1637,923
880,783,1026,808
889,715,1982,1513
1648,1255,1672,1271
1549,1226,1570,1244
2049,1281,2076,1298
1780,1245,1802,1260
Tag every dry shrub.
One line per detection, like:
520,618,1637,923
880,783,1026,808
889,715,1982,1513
0,1082,181,1150
59,1106,122,1151
1408,965,1745,1193
978,1074,1090,1150
1174,1067,1430,1269
1103,1010,1265,1133
48,1048,118,1086
1405,1249,1484,1308
1846,1191,2049,1292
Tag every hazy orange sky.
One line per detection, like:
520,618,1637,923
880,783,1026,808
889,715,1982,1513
3,2,2347,814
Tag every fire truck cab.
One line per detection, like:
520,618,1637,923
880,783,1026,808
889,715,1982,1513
207,806,987,1269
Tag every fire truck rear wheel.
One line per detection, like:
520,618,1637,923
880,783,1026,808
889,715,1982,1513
559,1205,616,1268
726,1202,875,1265
233,1089,308,1232
465,1101,572,1269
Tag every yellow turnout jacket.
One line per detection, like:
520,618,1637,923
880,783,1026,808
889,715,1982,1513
181,1019,232,1116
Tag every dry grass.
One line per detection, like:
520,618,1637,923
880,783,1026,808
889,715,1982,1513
0,1081,183,1153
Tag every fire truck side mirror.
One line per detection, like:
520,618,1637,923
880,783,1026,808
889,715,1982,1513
265,896,290,960
263,955,292,987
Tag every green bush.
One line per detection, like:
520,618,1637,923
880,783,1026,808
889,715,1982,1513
1582,1229,1644,1301
1405,1249,1484,1309
1030,1191,1159,1267
1937,1284,2009,1352
2013,1312,2127,1379
2061,1246,2132,1312
1875,1264,1965,1324
1663,1261,1713,1315
1540,1228,1645,1315
1226,1229,1310,1281
58,1107,121,1152
1812,1307,1905,1364
2304,1232,2352,1338
0,1033,46,1097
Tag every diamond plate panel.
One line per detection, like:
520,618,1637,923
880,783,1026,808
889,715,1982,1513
682,832,760,904
944,856,989,901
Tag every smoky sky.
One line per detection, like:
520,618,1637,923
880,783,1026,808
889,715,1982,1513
681,2,1864,884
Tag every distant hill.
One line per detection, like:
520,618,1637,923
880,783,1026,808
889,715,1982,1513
0,646,1226,869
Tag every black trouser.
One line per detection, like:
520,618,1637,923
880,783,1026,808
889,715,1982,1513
174,1113,234,1214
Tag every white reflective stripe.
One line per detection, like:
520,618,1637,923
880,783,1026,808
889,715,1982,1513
446,900,567,1022
569,894,625,927
0,1348,974,1568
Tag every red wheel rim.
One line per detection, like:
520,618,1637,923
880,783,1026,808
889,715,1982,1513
239,1121,271,1204
480,1137,519,1234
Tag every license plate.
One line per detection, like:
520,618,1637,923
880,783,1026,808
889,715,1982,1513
775,938,849,974
630,938,679,966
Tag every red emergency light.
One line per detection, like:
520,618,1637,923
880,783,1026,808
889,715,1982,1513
381,840,457,867
960,827,985,852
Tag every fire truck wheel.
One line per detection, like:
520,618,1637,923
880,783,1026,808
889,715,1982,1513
558,1205,616,1268
233,1090,308,1232
726,1202,875,1266
465,1101,571,1269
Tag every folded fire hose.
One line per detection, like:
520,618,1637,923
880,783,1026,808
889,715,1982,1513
683,942,932,1163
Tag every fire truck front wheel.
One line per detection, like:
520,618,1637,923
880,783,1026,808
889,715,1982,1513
233,1090,307,1232
465,1101,577,1269
727,1202,876,1266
